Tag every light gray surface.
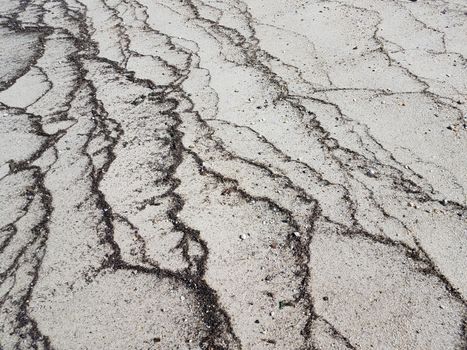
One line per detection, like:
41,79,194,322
0,0,466,349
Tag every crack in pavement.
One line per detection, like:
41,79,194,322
0,0,466,349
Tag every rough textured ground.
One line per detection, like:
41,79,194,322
0,0,466,349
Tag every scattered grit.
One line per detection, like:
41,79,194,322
0,0,466,349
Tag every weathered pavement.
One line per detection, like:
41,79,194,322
0,0,466,349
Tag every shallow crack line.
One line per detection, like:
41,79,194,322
315,314,357,350
1,163,55,349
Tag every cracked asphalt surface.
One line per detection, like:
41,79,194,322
0,0,466,349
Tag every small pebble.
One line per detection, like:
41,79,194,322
366,169,377,178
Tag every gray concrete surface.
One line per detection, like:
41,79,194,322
0,0,466,349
